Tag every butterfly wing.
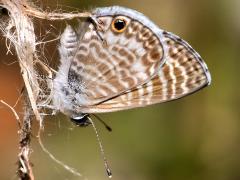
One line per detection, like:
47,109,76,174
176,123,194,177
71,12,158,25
79,31,211,113
66,16,165,106
54,7,211,116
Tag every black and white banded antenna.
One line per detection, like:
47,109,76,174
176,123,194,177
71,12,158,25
92,114,112,132
87,116,112,178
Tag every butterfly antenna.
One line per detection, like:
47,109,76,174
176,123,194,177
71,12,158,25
87,116,112,178
92,114,112,132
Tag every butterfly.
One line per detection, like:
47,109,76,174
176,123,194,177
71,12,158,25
52,6,211,125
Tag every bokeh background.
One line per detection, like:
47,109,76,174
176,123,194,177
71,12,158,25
0,0,240,179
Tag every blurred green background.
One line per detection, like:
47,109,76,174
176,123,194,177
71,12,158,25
0,0,240,179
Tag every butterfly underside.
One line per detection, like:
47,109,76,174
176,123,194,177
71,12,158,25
53,6,211,116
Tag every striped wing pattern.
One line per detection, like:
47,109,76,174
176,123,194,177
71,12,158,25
80,31,211,113
67,17,164,106
54,7,211,116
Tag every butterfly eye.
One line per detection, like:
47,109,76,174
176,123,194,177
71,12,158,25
111,18,127,33
0,7,8,16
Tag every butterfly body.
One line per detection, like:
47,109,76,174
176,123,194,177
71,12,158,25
53,6,211,119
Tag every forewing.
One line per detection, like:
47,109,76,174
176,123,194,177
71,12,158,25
68,17,165,105
80,31,211,113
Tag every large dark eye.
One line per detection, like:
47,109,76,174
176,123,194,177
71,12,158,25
111,18,127,33
70,114,91,127
0,7,8,16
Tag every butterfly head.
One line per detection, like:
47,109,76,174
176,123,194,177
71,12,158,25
70,114,91,127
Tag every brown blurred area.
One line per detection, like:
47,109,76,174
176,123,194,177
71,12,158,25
0,37,22,179
1,0,240,180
